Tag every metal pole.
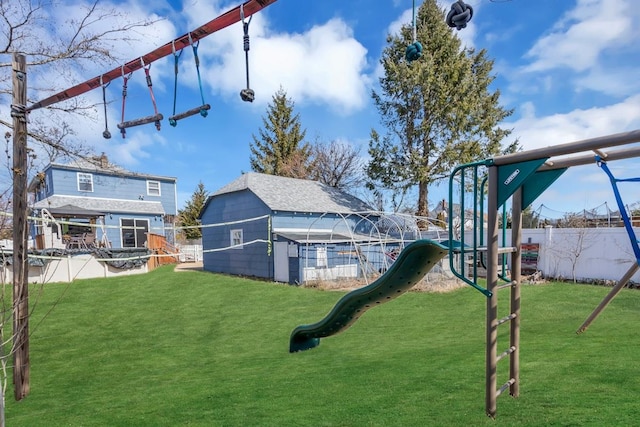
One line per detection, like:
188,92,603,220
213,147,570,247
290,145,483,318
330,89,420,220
539,146,640,171
576,262,640,334
11,52,30,400
509,188,523,397
486,166,499,418
492,129,640,166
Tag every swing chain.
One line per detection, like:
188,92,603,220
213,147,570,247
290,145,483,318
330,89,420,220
405,0,422,62
169,40,184,127
168,34,210,126
120,66,133,138
240,4,255,102
142,58,162,131
100,75,111,139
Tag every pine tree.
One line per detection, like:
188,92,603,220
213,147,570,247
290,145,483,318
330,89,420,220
178,181,208,240
367,0,517,216
249,87,311,178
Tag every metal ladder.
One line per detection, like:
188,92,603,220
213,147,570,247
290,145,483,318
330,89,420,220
448,160,532,418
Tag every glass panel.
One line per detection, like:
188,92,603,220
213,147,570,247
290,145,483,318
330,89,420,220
77,173,93,192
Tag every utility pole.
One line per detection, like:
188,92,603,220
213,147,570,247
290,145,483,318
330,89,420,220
12,52,30,400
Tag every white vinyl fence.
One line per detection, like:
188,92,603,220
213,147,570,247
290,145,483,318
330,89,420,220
464,226,640,284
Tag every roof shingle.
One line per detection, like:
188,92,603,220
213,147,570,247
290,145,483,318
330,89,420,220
212,173,372,213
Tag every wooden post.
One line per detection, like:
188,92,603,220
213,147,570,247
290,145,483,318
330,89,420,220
12,52,30,400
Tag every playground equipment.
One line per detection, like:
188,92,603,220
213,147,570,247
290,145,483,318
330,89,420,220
26,0,277,112
117,59,164,137
14,0,278,400
168,35,211,126
405,0,473,62
239,4,255,102
405,0,423,62
446,0,474,30
575,156,640,334
99,76,112,139
449,129,640,417
290,129,640,418
289,239,448,352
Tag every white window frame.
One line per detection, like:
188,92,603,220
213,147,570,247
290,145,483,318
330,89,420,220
77,172,93,192
230,229,243,249
147,180,161,196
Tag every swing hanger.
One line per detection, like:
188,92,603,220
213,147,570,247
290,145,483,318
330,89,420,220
99,75,112,139
116,58,164,137
168,34,211,127
405,0,423,62
239,4,255,102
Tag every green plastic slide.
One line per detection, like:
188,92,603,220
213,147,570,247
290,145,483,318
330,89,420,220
289,239,448,352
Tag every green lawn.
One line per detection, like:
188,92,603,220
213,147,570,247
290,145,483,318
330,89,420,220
6,265,640,426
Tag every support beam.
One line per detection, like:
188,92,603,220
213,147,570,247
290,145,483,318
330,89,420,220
11,52,30,401
538,145,640,171
492,129,640,166
576,262,640,334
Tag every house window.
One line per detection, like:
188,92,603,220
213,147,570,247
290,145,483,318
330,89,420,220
121,218,149,248
230,229,243,249
77,173,93,192
147,180,161,196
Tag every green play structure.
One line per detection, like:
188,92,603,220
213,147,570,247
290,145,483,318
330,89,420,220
289,239,448,352
289,129,640,418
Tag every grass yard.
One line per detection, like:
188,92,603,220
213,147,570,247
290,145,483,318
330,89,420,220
5,265,640,426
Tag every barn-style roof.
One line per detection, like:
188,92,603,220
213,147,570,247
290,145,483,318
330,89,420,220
208,172,372,214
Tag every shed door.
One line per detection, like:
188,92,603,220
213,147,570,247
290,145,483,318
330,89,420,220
274,241,289,282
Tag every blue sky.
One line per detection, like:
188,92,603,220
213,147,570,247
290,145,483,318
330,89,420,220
17,0,640,217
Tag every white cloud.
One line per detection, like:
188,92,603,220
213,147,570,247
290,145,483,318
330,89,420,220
110,131,166,166
574,66,640,97
523,0,635,73
199,14,370,113
506,94,640,151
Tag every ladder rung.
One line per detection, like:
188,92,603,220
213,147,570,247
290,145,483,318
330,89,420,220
497,313,517,326
496,345,517,362
497,280,517,290
496,378,516,397
475,246,517,254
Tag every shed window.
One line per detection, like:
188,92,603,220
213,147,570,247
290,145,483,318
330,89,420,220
147,180,161,196
77,173,93,192
317,247,327,267
230,229,243,249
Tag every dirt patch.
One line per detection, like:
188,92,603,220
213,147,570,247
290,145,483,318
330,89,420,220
302,275,467,293
174,262,203,272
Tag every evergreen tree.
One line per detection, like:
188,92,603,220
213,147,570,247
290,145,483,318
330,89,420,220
178,181,209,240
367,0,518,216
249,87,311,178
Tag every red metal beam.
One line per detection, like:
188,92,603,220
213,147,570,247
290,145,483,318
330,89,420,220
27,0,278,111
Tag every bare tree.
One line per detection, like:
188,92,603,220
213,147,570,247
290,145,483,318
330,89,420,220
0,0,162,189
309,140,365,191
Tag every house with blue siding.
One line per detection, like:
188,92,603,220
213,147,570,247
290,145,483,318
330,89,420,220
29,153,177,249
199,172,388,284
